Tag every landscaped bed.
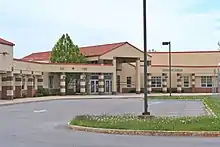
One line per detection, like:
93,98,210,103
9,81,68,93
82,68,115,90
70,96,220,131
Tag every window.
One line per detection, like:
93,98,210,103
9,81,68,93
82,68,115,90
151,76,162,88
201,76,212,87
127,77,132,87
183,76,189,87
49,76,54,89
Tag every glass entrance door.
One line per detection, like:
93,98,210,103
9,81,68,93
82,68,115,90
105,80,112,93
90,80,99,94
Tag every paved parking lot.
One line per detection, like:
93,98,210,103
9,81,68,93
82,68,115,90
89,99,207,116
0,98,216,147
148,100,208,116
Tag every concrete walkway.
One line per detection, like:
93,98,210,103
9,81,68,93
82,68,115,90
0,93,213,106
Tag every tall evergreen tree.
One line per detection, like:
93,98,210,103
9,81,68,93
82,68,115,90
50,33,87,63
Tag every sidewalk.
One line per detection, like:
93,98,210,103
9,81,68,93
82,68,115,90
0,93,213,106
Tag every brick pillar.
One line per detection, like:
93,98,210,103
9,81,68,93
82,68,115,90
2,72,14,100
177,73,182,93
147,73,152,94
37,75,43,89
15,74,22,98
162,73,168,93
99,73,104,95
60,73,66,95
191,73,196,93
80,74,86,95
27,75,34,97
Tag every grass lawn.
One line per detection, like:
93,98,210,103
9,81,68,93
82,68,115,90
70,96,220,131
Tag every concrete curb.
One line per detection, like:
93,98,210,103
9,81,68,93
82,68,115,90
202,99,217,117
0,96,142,106
68,124,220,137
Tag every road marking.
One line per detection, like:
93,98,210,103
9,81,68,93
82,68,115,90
150,102,162,105
34,109,47,113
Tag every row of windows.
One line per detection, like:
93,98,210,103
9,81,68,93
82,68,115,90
151,76,213,88
126,76,213,88
42,76,215,89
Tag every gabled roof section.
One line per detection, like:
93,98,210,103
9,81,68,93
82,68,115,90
80,42,126,57
22,51,51,61
0,37,15,46
21,42,151,61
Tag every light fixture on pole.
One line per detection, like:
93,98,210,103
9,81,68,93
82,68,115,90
162,41,172,97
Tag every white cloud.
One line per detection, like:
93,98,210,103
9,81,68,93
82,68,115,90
1,0,220,57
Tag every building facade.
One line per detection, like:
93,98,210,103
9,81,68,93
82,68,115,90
0,37,220,100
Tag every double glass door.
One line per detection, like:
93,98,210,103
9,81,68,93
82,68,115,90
105,80,112,93
90,79,112,94
90,80,99,94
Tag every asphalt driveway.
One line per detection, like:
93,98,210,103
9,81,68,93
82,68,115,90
0,99,218,147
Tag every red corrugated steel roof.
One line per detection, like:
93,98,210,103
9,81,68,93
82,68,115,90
22,42,149,61
80,42,126,57
22,51,51,61
0,37,15,46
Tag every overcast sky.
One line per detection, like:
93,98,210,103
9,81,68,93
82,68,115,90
1,0,220,58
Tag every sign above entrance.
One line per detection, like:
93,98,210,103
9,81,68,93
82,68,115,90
162,69,183,72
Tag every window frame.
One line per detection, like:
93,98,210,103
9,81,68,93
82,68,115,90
201,76,212,88
126,77,132,88
183,76,190,88
151,76,162,88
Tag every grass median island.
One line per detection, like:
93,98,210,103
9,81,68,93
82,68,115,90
70,96,220,131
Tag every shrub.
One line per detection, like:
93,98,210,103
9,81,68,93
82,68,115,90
128,89,136,93
35,88,51,97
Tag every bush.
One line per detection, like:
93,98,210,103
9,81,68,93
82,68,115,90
128,89,136,93
49,89,60,96
34,88,51,97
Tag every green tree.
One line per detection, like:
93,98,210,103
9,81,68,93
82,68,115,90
50,33,87,63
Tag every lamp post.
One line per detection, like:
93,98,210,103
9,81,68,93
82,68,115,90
142,0,150,115
162,41,172,97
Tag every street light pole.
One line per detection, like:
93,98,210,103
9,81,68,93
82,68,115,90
142,0,150,115
162,41,172,97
